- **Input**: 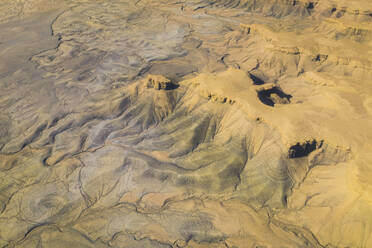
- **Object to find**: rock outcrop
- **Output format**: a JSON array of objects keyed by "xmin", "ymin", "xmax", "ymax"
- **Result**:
[{"xmin": 146, "ymin": 74, "xmax": 175, "ymax": 90}]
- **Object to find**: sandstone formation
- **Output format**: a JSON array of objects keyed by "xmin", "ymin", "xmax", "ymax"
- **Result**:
[
  {"xmin": 146, "ymin": 75, "xmax": 176, "ymax": 90},
  {"xmin": 0, "ymin": 0, "xmax": 372, "ymax": 247}
]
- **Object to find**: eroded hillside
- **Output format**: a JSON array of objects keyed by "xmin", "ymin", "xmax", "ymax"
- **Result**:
[{"xmin": 0, "ymin": 0, "xmax": 372, "ymax": 247}]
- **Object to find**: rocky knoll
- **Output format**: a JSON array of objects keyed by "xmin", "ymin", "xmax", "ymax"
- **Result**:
[{"xmin": 0, "ymin": 0, "xmax": 372, "ymax": 247}]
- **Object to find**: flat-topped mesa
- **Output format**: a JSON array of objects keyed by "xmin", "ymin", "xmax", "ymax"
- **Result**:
[
  {"xmin": 146, "ymin": 74, "xmax": 175, "ymax": 90},
  {"xmin": 239, "ymin": 23, "xmax": 251, "ymax": 34},
  {"xmin": 206, "ymin": 92, "xmax": 236, "ymax": 104},
  {"xmin": 238, "ymin": 23, "xmax": 278, "ymax": 42}
]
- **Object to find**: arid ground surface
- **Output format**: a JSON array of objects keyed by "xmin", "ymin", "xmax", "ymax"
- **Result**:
[{"xmin": 1, "ymin": 0, "xmax": 372, "ymax": 247}]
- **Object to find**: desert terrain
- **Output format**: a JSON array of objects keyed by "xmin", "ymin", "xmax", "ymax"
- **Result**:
[{"xmin": 0, "ymin": 0, "xmax": 372, "ymax": 247}]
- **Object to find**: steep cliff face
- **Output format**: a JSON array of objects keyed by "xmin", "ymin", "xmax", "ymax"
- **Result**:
[{"xmin": 0, "ymin": 0, "xmax": 372, "ymax": 247}]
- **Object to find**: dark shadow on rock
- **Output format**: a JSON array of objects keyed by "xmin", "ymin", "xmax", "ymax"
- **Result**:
[
  {"xmin": 257, "ymin": 87, "xmax": 292, "ymax": 106},
  {"xmin": 165, "ymin": 83, "xmax": 180, "ymax": 90},
  {"xmin": 288, "ymin": 140, "xmax": 323, "ymax": 158},
  {"xmin": 249, "ymin": 73, "xmax": 265, "ymax": 85}
]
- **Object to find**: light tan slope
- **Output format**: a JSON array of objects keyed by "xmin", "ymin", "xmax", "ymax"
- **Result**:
[{"xmin": 183, "ymin": 68, "xmax": 372, "ymax": 150}]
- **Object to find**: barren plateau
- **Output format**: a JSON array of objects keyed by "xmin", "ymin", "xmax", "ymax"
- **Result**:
[{"xmin": 0, "ymin": 0, "xmax": 372, "ymax": 247}]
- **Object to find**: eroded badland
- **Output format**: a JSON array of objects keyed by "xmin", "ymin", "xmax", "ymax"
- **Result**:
[{"xmin": 0, "ymin": 0, "xmax": 372, "ymax": 247}]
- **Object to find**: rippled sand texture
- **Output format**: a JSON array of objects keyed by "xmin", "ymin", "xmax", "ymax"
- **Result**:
[{"xmin": 1, "ymin": 0, "xmax": 372, "ymax": 247}]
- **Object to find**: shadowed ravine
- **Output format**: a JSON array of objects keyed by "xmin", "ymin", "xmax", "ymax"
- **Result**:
[{"xmin": 0, "ymin": 0, "xmax": 372, "ymax": 247}]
